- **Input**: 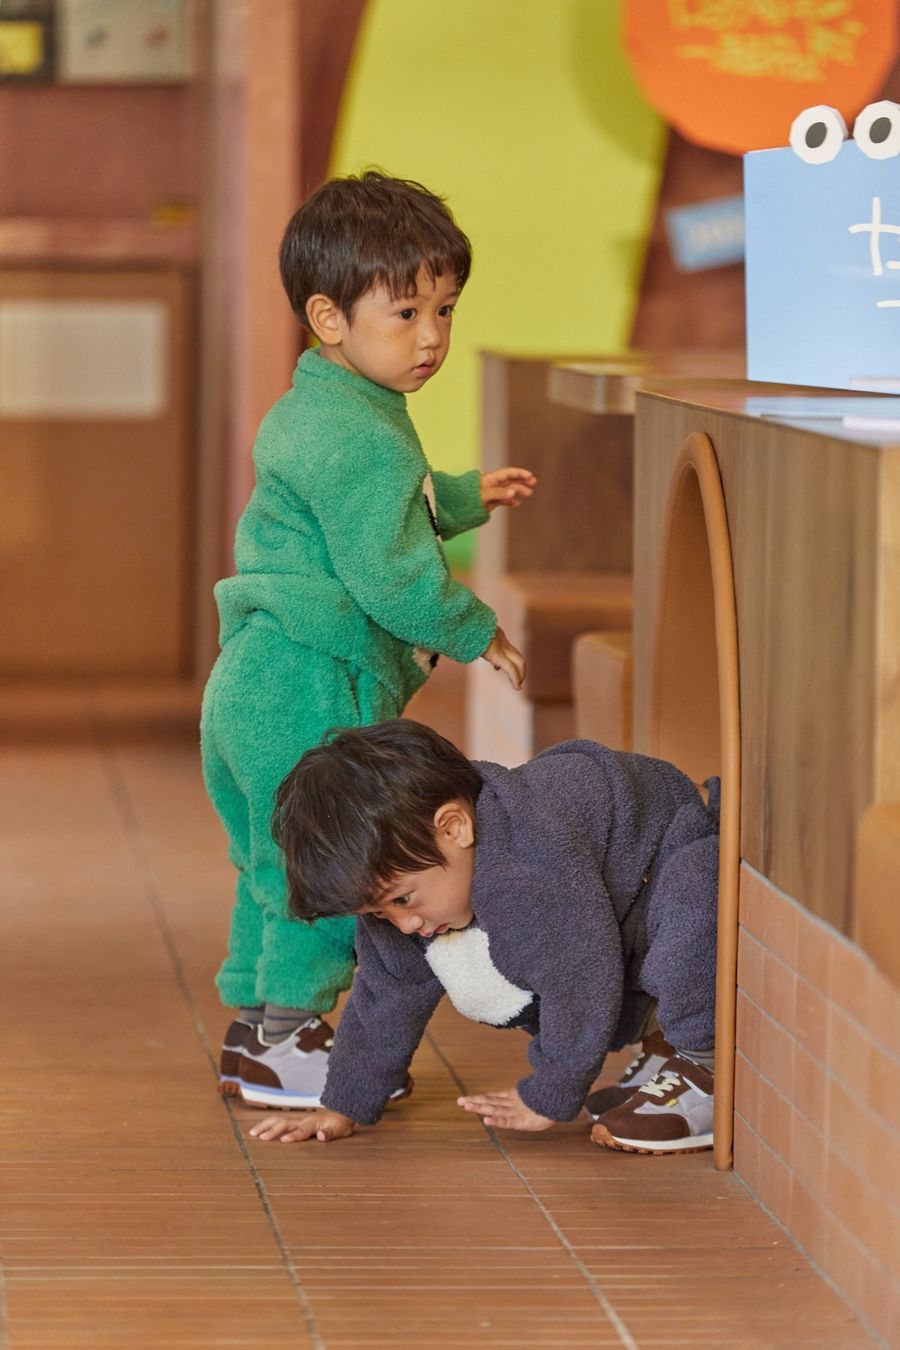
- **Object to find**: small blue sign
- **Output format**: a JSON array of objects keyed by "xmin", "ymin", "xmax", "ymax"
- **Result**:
[
  {"xmin": 745, "ymin": 140, "xmax": 900, "ymax": 389},
  {"xmin": 665, "ymin": 196, "xmax": 745, "ymax": 273}
]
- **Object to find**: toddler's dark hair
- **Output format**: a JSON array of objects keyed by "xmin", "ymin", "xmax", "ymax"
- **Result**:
[
  {"xmin": 273, "ymin": 720, "xmax": 483, "ymax": 923},
  {"xmin": 279, "ymin": 170, "xmax": 472, "ymax": 328}
]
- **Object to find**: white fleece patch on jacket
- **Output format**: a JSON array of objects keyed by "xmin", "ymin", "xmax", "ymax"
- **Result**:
[{"xmin": 424, "ymin": 926, "xmax": 532, "ymax": 1025}]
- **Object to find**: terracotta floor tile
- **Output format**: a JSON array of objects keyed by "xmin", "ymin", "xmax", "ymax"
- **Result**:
[{"xmin": 0, "ymin": 696, "xmax": 884, "ymax": 1349}]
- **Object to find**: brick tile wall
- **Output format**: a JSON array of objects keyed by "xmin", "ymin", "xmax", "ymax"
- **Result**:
[{"xmin": 734, "ymin": 865, "xmax": 900, "ymax": 1345}]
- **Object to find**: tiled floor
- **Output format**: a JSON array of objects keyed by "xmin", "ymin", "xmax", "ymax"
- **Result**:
[{"xmin": 0, "ymin": 666, "xmax": 878, "ymax": 1347}]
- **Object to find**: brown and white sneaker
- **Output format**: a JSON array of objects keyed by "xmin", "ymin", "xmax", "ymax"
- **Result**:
[
  {"xmin": 590, "ymin": 1054, "xmax": 714, "ymax": 1154},
  {"xmin": 238, "ymin": 1019, "xmax": 415, "ymax": 1111},
  {"xmin": 238, "ymin": 1018, "xmax": 336, "ymax": 1110},
  {"xmin": 218, "ymin": 1018, "xmax": 257, "ymax": 1097},
  {"xmin": 583, "ymin": 1029, "xmax": 676, "ymax": 1119}
]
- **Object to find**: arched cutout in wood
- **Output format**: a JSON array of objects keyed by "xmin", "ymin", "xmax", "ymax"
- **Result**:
[{"xmin": 650, "ymin": 432, "xmax": 741, "ymax": 1171}]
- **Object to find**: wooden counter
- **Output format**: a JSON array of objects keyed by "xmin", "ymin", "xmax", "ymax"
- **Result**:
[{"xmin": 631, "ymin": 384, "xmax": 899, "ymax": 938}]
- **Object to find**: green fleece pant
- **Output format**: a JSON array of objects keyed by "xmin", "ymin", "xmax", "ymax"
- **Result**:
[{"xmin": 200, "ymin": 617, "xmax": 401, "ymax": 1010}]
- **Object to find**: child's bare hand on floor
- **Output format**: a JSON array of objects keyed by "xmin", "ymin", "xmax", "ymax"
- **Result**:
[
  {"xmin": 482, "ymin": 626, "xmax": 526, "ymax": 690},
  {"xmin": 481, "ymin": 467, "xmax": 537, "ymax": 512},
  {"xmin": 249, "ymin": 1109, "xmax": 355, "ymax": 1143},
  {"xmin": 457, "ymin": 1087, "xmax": 554, "ymax": 1131}
]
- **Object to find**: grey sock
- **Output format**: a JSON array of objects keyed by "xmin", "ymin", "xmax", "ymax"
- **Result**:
[
  {"xmin": 263, "ymin": 1004, "xmax": 317, "ymax": 1044},
  {"xmin": 681, "ymin": 1047, "xmax": 715, "ymax": 1073},
  {"xmin": 239, "ymin": 1005, "xmax": 264, "ymax": 1026}
]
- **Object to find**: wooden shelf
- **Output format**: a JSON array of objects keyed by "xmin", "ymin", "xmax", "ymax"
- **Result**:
[
  {"xmin": 548, "ymin": 350, "xmax": 745, "ymax": 414},
  {"xmin": 0, "ymin": 215, "xmax": 198, "ymax": 266}
]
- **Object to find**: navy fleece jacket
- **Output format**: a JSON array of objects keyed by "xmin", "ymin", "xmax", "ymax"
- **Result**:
[{"xmin": 321, "ymin": 740, "xmax": 720, "ymax": 1125}]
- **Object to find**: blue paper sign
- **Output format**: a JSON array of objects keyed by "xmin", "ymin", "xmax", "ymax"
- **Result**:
[
  {"xmin": 744, "ymin": 140, "xmax": 900, "ymax": 389},
  {"xmin": 665, "ymin": 196, "xmax": 745, "ymax": 273}
]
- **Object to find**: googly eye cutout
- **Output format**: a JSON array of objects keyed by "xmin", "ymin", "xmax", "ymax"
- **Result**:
[
  {"xmin": 853, "ymin": 101, "xmax": 900, "ymax": 160},
  {"xmin": 789, "ymin": 106, "xmax": 848, "ymax": 163}
]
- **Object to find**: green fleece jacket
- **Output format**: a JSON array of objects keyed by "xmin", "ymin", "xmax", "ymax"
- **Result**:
[{"xmin": 214, "ymin": 349, "xmax": 496, "ymax": 707}]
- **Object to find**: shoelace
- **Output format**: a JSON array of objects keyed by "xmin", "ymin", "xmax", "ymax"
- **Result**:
[
  {"xmin": 299, "ymin": 1018, "xmax": 333, "ymax": 1050},
  {"xmin": 622, "ymin": 1049, "xmax": 644, "ymax": 1080},
  {"xmin": 638, "ymin": 1069, "xmax": 683, "ymax": 1099}
]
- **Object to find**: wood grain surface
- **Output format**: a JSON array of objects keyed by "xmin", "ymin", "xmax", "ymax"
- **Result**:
[
  {"xmin": 633, "ymin": 386, "xmax": 898, "ymax": 937},
  {"xmin": 0, "ymin": 266, "xmax": 196, "ymax": 677}
]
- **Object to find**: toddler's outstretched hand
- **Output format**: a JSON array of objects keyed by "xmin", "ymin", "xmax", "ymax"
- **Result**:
[
  {"xmin": 457, "ymin": 1086, "xmax": 554, "ymax": 1132},
  {"xmin": 481, "ymin": 626, "xmax": 526, "ymax": 691},
  {"xmin": 481, "ymin": 466, "xmax": 537, "ymax": 512},
  {"xmin": 249, "ymin": 1108, "xmax": 355, "ymax": 1144}
]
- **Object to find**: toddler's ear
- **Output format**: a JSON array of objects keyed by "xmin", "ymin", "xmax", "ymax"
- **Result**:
[
  {"xmin": 433, "ymin": 801, "xmax": 475, "ymax": 849},
  {"xmin": 306, "ymin": 294, "xmax": 344, "ymax": 346}
]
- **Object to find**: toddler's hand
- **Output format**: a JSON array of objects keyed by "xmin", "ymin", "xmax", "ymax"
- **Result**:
[
  {"xmin": 457, "ymin": 1087, "xmax": 554, "ymax": 1131},
  {"xmin": 481, "ymin": 626, "xmax": 525, "ymax": 691},
  {"xmin": 248, "ymin": 1109, "xmax": 355, "ymax": 1143},
  {"xmin": 481, "ymin": 466, "xmax": 537, "ymax": 512}
]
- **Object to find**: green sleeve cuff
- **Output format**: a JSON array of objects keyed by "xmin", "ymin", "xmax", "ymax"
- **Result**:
[{"xmin": 432, "ymin": 468, "xmax": 489, "ymax": 540}]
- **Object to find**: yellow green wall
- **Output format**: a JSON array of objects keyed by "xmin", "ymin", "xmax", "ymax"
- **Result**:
[{"xmin": 331, "ymin": 0, "xmax": 665, "ymax": 560}]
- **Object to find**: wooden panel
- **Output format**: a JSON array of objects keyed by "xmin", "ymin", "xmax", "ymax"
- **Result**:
[
  {"xmin": 0, "ymin": 267, "xmax": 195, "ymax": 676},
  {"xmin": 573, "ymin": 630, "xmax": 633, "ymax": 750},
  {"xmin": 465, "ymin": 656, "xmax": 574, "ymax": 765},
  {"xmin": 633, "ymin": 388, "xmax": 891, "ymax": 934},
  {"xmin": 480, "ymin": 570, "xmax": 633, "ymax": 704},
  {"xmin": 629, "ymin": 61, "xmax": 900, "ymax": 358},
  {"xmin": 298, "ymin": 0, "xmax": 367, "ymax": 195},
  {"xmin": 629, "ymin": 128, "xmax": 745, "ymax": 352},
  {"xmin": 855, "ymin": 806, "xmax": 900, "ymax": 984},
  {"xmin": 0, "ymin": 85, "xmax": 198, "ymax": 219},
  {"xmin": 478, "ymin": 353, "xmax": 633, "ymax": 582},
  {"xmin": 877, "ymin": 449, "xmax": 900, "ymax": 802}
]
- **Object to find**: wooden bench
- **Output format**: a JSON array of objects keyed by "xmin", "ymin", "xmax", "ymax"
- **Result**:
[
  {"xmin": 466, "ymin": 571, "xmax": 632, "ymax": 765},
  {"xmin": 573, "ymin": 629, "xmax": 633, "ymax": 751}
]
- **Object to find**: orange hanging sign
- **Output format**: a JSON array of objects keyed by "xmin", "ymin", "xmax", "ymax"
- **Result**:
[{"xmin": 623, "ymin": 0, "xmax": 899, "ymax": 154}]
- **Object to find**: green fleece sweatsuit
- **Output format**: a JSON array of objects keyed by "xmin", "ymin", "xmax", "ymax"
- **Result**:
[{"xmin": 201, "ymin": 349, "xmax": 497, "ymax": 1011}]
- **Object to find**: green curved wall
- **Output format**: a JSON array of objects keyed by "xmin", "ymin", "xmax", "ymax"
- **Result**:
[{"xmin": 331, "ymin": 0, "xmax": 664, "ymax": 560}]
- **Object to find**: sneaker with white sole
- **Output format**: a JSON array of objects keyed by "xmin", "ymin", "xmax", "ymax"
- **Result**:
[
  {"xmin": 583, "ymin": 1029, "xmax": 676, "ymax": 1119},
  {"xmin": 239, "ymin": 1019, "xmax": 336, "ymax": 1109},
  {"xmin": 590, "ymin": 1054, "xmax": 714, "ymax": 1154},
  {"xmin": 218, "ymin": 1018, "xmax": 257, "ymax": 1097},
  {"xmin": 238, "ymin": 1019, "xmax": 415, "ymax": 1111}
]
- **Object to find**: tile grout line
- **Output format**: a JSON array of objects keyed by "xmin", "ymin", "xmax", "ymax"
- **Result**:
[
  {"xmin": 738, "ymin": 929, "xmax": 900, "ymax": 1067},
  {"xmin": 0, "ymin": 1246, "xmax": 9, "ymax": 1350},
  {"xmin": 734, "ymin": 1107, "xmax": 900, "ymax": 1296},
  {"xmin": 424, "ymin": 1030, "xmax": 639, "ymax": 1350},
  {"xmin": 734, "ymin": 1045, "xmax": 900, "ymax": 1201},
  {"xmin": 91, "ymin": 716, "xmax": 326, "ymax": 1350}
]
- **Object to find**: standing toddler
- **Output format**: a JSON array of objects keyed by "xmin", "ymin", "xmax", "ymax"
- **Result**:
[{"xmin": 202, "ymin": 172, "xmax": 534, "ymax": 1109}]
